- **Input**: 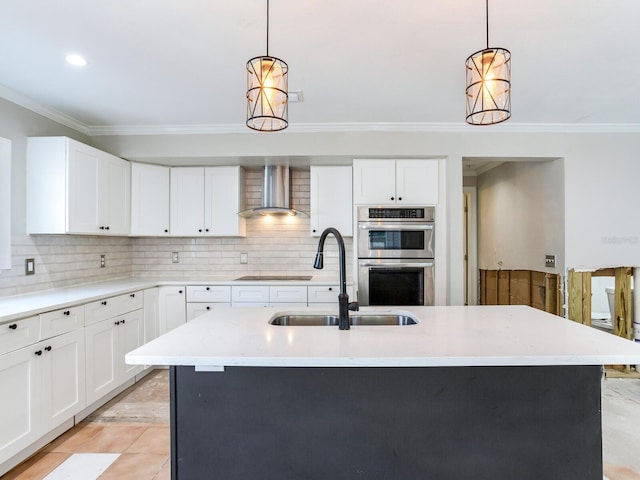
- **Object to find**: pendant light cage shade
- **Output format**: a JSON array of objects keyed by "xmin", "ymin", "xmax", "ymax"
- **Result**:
[
  {"xmin": 465, "ymin": 47, "xmax": 511, "ymax": 125},
  {"xmin": 246, "ymin": 56, "xmax": 289, "ymax": 131}
]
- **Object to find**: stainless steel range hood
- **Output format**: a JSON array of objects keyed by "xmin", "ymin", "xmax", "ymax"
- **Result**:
[{"xmin": 238, "ymin": 165, "xmax": 308, "ymax": 217}]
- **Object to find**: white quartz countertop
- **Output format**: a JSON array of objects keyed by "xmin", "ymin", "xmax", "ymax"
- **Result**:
[
  {"xmin": 125, "ymin": 305, "xmax": 640, "ymax": 367},
  {"xmin": 0, "ymin": 276, "xmax": 347, "ymax": 323}
]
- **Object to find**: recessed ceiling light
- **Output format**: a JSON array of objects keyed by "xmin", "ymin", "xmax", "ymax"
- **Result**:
[{"xmin": 65, "ymin": 54, "xmax": 88, "ymax": 67}]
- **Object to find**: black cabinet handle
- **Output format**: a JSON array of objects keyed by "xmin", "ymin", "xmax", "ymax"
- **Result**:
[
  {"xmin": 328, "ymin": 287, "xmax": 333, "ymax": 291},
  {"xmin": 164, "ymin": 229, "xmax": 168, "ymax": 233},
  {"xmin": 8, "ymin": 323, "xmax": 17, "ymax": 330},
  {"xmin": 121, "ymin": 319, "xmax": 126, "ymax": 324},
  {"xmin": 398, "ymin": 197, "xmax": 402, "ymax": 201},
  {"xmin": 390, "ymin": 197, "xmax": 395, "ymax": 201},
  {"xmin": 45, "ymin": 346, "xmax": 52, "ymax": 352},
  {"xmin": 206, "ymin": 306, "xmax": 211, "ymax": 310},
  {"xmin": 130, "ymin": 293, "xmax": 135, "ymax": 298},
  {"xmin": 179, "ymin": 290, "xmax": 183, "ymax": 294},
  {"xmin": 198, "ymin": 229, "xmax": 203, "ymax": 233},
  {"xmin": 206, "ymin": 287, "xmax": 210, "ymax": 291},
  {"xmin": 205, "ymin": 228, "xmax": 209, "ymax": 232},
  {"xmin": 99, "ymin": 226, "xmax": 105, "ymax": 230},
  {"xmin": 101, "ymin": 301, "xmax": 107, "ymax": 306},
  {"xmin": 115, "ymin": 321, "xmax": 120, "ymax": 325},
  {"xmin": 105, "ymin": 226, "xmax": 110, "ymax": 230},
  {"xmin": 63, "ymin": 310, "xmax": 70, "ymax": 316},
  {"xmin": 35, "ymin": 350, "xmax": 42, "ymax": 356}
]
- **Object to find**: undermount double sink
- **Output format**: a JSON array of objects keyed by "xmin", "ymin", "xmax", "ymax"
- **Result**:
[{"xmin": 269, "ymin": 312, "xmax": 418, "ymax": 326}]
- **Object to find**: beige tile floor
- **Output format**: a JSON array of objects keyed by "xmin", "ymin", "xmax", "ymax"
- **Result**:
[{"xmin": 3, "ymin": 369, "xmax": 640, "ymax": 479}]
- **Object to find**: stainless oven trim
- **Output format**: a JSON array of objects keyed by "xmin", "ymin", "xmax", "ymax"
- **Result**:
[
  {"xmin": 358, "ymin": 224, "xmax": 433, "ymax": 231},
  {"xmin": 357, "ymin": 206, "xmax": 435, "ymax": 222}
]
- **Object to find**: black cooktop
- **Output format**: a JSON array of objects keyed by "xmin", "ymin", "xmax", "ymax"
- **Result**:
[{"xmin": 234, "ymin": 275, "xmax": 313, "ymax": 281}]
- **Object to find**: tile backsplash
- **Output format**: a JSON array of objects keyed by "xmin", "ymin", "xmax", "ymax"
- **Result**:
[{"xmin": 0, "ymin": 168, "xmax": 352, "ymax": 298}]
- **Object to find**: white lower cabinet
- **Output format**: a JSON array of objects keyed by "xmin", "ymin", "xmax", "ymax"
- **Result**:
[
  {"xmin": 85, "ymin": 309, "xmax": 143, "ymax": 406},
  {"xmin": 158, "ymin": 286, "xmax": 186, "ymax": 334},
  {"xmin": 0, "ymin": 344, "xmax": 40, "ymax": 464},
  {"xmin": 143, "ymin": 288, "xmax": 159, "ymax": 344},
  {"xmin": 0, "ymin": 329, "xmax": 86, "ymax": 465}
]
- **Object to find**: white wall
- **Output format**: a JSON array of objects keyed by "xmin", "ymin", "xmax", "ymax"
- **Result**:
[{"xmin": 476, "ymin": 159, "xmax": 564, "ymax": 273}]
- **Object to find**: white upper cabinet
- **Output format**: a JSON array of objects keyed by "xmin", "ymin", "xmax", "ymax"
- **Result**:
[
  {"xmin": 310, "ymin": 166, "xmax": 353, "ymax": 236},
  {"xmin": 352, "ymin": 159, "xmax": 439, "ymax": 205},
  {"xmin": 205, "ymin": 166, "xmax": 246, "ymax": 236},
  {"xmin": 170, "ymin": 166, "xmax": 246, "ymax": 236},
  {"xmin": 130, "ymin": 163, "xmax": 170, "ymax": 236},
  {"xmin": 27, "ymin": 137, "xmax": 130, "ymax": 235}
]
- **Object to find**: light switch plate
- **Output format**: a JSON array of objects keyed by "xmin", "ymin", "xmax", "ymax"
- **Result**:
[
  {"xmin": 25, "ymin": 258, "xmax": 35, "ymax": 275},
  {"xmin": 100, "ymin": 254, "xmax": 106, "ymax": 268},
  {"xmin": 172, "ymin": 252, "xmax": 180, "ymax": 263},
  {"xmin": 240, "ymin": 253, "xmax": 248, "ymax": 264}
]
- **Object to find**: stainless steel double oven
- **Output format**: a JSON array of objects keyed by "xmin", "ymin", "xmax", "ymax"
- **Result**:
[{"xmin": 357, "ymin": 206, "xmax": 435, "ymax": 306}]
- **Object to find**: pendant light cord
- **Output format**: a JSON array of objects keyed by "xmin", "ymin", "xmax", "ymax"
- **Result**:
[
  {"xmin": 266, "ymin": 0, "xmax": 270, "ymax": 57},
  {"xmin": 485, "ymin": 0, "xmax": 489, "ymax": 49}
]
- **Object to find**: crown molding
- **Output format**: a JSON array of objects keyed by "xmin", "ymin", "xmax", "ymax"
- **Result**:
[
  {"xmin": 87, "ymin": 121, "xmax": 640, "ymax": 136},
  {"xmin": 0, "ymin": 85, "xmax": 91, "ymax": 135},
  {"xmin": 2, "ymin": 85, "xmax": 640, "ymax": 136}
]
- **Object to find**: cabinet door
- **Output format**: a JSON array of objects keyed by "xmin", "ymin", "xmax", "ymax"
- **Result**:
[
  {"xmin": 310, "ymin": 166, "xmax": 353, "ymax": 236},
  {"xmin": 118, "ymin": 309, "xmax": 144, "ymax": 381},
  {"xmin": 85, "ymin": 319, "xmax": 118, "ymax": 405},
  {"xmin": 352, "ymin": 160, "xmax": 396, "ymax": 204},
  {"xmin": 41, "ymin": 330, "xmax": 86, "ymax": 431},
  {"xmin": 67, "ymin": 140, "xmax": 101, "ymax": 233},
  {"xmin": 131, "ymin": 163, "xmax": 170, "ymax": 236},
  {"xmin": 40, "ymin": 306, "xmax": 84, "ymax": 339},
  {"xmin": 102, "ymin": 153, "xmax": 131, "ymax": 235},
  {"xmin": 170, "ymin": 167, "xmax": 205, "ymax": 236},
  {"xmin": 395, "ymin": 159, "xmax": 439, "ymax": 205},
  {"xmin": 0, "ymin": 346, "xmax": 40, "ymax": 462},
  {"xmin": 204, "ymin": 166, "xmax": 246, "ymax": 236},
  {"xmin": 143, "ymin": 288, "xmax": 160, "ymax": 343},
  {"xmin": 158, "ymin": 286, "xmax": 186, "ymax": 335}
]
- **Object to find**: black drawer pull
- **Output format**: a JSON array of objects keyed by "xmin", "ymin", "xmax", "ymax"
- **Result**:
[
  {"xmin": 206, "ymin": 287, "xmax": 210, "ymax": 291},
  {"xmin": 8, "ymin": 323, "xmax": 17, "ymax": 330},
  {"xmin": 206, "ymin": 306, "xmax": 211, "ymax": 310},
  {"xmin": 45, "ymin": 346, "xmax": 52, "ymax": 352},
  {"xmin": 179, "ymin": 290, "xmax": 183, "ymax": 294},
  {"xmin": 328, "ymin": 287, "xmax": 333, "ymax": 291},
  {"xmin": 63, "ymin": 310, "xmax": 71, "ymax": 316},
  {"xmin": 34, "ymin": 350, "xmax": 42, "ymax": 356},
  {"xmin": 130, "ymin": 293, "xmax": 135, "ymax": 298},
  {"xmin": 115, "ymin": 321, "xmax": 121, "ymax": 325},
  {"xmin": 101, "ymin": 301, "xmax": 108, "ymax": 306},
  {"xmin": 121, "ymin": 319, "xmax": 126, "ymax": 324}
]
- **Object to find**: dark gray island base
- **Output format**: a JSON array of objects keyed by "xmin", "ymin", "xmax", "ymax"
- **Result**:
[{"xmin": 169, "ymin": 365, "xmax": 602, "ymax": 480}]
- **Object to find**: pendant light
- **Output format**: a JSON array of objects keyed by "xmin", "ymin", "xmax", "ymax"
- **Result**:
[
  {"xmin": 246, "ymin": 0, "xmax": 288, "ymax": 131},
  {"xmin": 465, "ymin": 0, "xmax": 511, "ymax": 125}
]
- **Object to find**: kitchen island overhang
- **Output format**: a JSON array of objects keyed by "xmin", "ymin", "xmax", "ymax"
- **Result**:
[{"xmin": 127, "ymin": 306, "xmax": 640, "ymax": 480}]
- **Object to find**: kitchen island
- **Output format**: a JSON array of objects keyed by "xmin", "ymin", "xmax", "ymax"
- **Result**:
[{"xmin": 126, "ymin": 306, "xmax": 640, "ymax": 480}]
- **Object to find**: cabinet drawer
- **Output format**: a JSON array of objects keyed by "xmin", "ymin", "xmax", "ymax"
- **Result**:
[
  {"xmin": 308, "ymin": 285, "xmax": 353, "ymax": 303},
  {"xmin": 85, "ymin": 290, "xmax": 144, "ymax": 326},
  {"xmin": 0, "ymin": 316, "xmax": 40, "ymax": 355},
  {"xmin": 308, "ymin": 285, "xmax": 340, "ymax": 303},
  {"xmin": 269, "ymin": 286, "xmax": 307, "ymax": 304},
  {"xmin": 187, "ymin": 285, "xmax": 231, "ymax": 303},
  {"xmin": 231, "ymin": 286, "xmax": 269, "ymax": 303},
  {"xmin": 186, "ymin": 302, "xmax": 231, "ymax": 321},
  {"xmin": 40, "ymin": 305, "xmax": 85, "ymax": 339}
]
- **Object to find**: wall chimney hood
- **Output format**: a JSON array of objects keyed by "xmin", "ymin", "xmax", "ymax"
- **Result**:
[{"xmin": 238, "ymin": 165, "xmax": 308, "ymax": 217}]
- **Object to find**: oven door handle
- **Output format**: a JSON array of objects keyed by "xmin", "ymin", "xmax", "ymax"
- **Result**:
[
  {"xmin": 359, "ymin": 224, "xmax": 433, "ymax": 231},
  {"xmin": 358, "ymin": 261, "xmax": 434, "ymax": 268}
]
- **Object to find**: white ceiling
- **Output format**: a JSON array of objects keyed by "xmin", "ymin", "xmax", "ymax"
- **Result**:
[{"xmin": 1, "ymin": 0, "xmax": 640, "ymax": 135}]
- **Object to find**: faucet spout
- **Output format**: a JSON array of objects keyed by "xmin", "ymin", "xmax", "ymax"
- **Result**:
[{"xmin": 313, "ymin": 228, "xmax": 357, "ymax": 330}]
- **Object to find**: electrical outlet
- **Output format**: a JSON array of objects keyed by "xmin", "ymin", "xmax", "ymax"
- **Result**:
[
  {"xmin": 25, "ymin": 258, "xmax": 35, "ymax": 275},
  {"xmin": 545, "ymin": 255, "xmax": 556, "ymax": 268},
  {"xmin": 172, "ymin": 252, "xmax": 180, "ymax": 263},
  {"xmin": 100, "ymin": 254, "xmax": 106, "ymax": 268},
  {"xmin": 240, "ymin": 253, "xmax": 248, "ymax": 264}
]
